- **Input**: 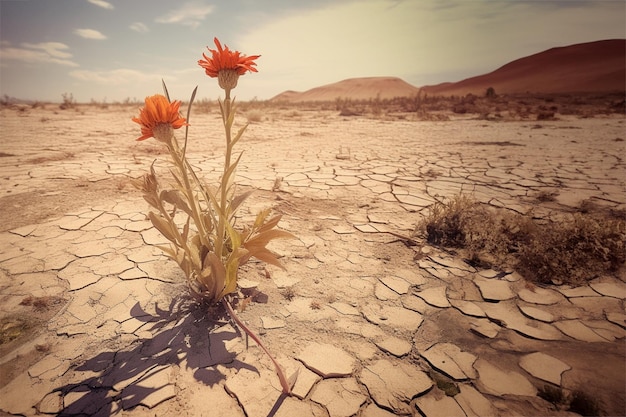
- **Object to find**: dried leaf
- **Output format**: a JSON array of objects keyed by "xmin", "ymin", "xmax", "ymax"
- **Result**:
[
  {"xmin": 148, "ymin": 212, "xmax": 178, "ymax": 243},
  {"xmin": 155, "ymin": 244, "xmax": 176, "ymax": 259},
  {"xmin": 160, "ymin": 190, "xmax": 192, "ymax": 216},
  {"xmin": 253, "ymin": 208, "xmax": 271, "ymax": 229},
  {"xmin": 257, "ymin": 214, "xmax": 282, "ymax": 234},
  {"xmin": 143, "ymin": 195, "xmax": 160, "ymax": 209},
  {"xmin": 182, "ymin": 217, "xmax": 190, "ymax": 242},
  {"xmin": 189, "ymin": 234, "xmax": 203, "ymax": 270},
  {"xmin": 247, "ymin": 247, "xmax": 285, "ymax": 270},
  {"xmin": 205, "ymin": 252, "xmax": 226, "ymax": 297},
  {"xmin": 218, "ymin": 259, "xmax": 240, "ymax": 299},
  {"xmin": 230, "ymin": 190, "xmax": 254, "ymax": 215},
  {"xmin": 245, "ymin": 230, "xmax": 296, "ymax": 249},
  {"xmin": 231, "ymin": 124, "xmax": 248, "ymax": 147}
]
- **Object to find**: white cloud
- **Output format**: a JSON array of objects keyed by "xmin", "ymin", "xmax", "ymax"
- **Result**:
[
  {"xmin": 21, "ymin": 42, "xmax": 73, "ymax": 59},
  {"xmin": 69, "ymin": 68, "xmax": 164, "ymax": 85},
  {"xmin": 0, "ymin": 42, "xmax": 78, "ymax": 67},
  {"xmin": 74, "ymin": 28, "xmax": 107, "ymax": 40},
  {"xmin": 156, "ymin": 2, "xmax": 214, "ymax": 29},
  {"xmin": 87, "ymin": 0, "xmax": 114, "ymax": 10},
  {"xmin": 130, "ymin": 22, "xmax": 149, "ymax": 33}
]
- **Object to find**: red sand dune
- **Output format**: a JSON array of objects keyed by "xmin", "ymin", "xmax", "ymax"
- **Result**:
[
  {"xmin": 271, "ymin": 77, "xmax": 420, "ymax": 102},
  {"xmin": 422, "ymin": 39, "xmax": 625, "ymax": 96},
  {"xmin": 271, "ymin": 39, "xmax": 625, "ymax": 102}
]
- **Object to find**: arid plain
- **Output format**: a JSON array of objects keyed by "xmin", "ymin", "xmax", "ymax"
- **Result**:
[{"xmin": 0, "ymin": 97, "xmax": 625, "ymax": 417}]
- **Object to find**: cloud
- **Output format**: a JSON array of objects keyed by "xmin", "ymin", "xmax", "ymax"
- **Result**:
[
  {"xmin": 87, "ymin": 0, "xmax": 114, "ymax": 10},
  {"xmin": 69, "ymin": 68, "xmax": 164, "ymax": 85},
  {"xmin": 74, "ymin": 28, "xmax": 107, "ymax": 40},
  {"xmin": 130, "ymin": 22, "xmax": 149, "ymax": 33},
  {"xmin": 0, "ymin": 42, "xmax": 78, "ymax": 67},
  {"xmin": 155, "ymin": 2, "xmax": 214, "ymax": 29}
]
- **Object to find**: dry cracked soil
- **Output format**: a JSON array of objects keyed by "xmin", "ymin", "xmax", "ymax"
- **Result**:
[{"xmin": 0, "ymin": 102, "xmax": 625, "ymax": 417}]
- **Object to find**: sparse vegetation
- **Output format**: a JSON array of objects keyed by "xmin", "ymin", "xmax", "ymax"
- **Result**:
[
  {"xmin": 539, "ymin": 385, "xmax": 606, "ymax": 416},
  {"xmin": 245, "ymin": 109, "xmax": 264, "ymax": 123},
  {"xmin": 568, "ymin": 389, "xmax": 605, "ymax": 416},
  {"xmin": 59, "ymin": 92, "xmax": 76, "ymax": 110},
  {"xmin": 0, "ymin": 316, "xmax": 33, "ymax": 345},
  {"xmin": 416, "ymin": 194, "xmax": 626, "ymax": 285}
]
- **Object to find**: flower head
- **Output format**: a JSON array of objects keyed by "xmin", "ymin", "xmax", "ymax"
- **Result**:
[
  {"xmin": 132, "ymin": 95, "xmax": 187, "ymax": 142},
  {"xmin": 198, "ymin": 37, "xmax": 260, "ymax": 92}
]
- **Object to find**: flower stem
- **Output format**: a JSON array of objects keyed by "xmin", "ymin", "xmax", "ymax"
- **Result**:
[
  {"xmin": 216, "ymin": 97, "xmax": 233, "ymax": 260},
  {"xmin": 222, "ymin": 298, "xmax": 292, "ymax": 394},
  {"xmin": 169, "ymin": 137, "xmax": 210, "ymax": 249}
]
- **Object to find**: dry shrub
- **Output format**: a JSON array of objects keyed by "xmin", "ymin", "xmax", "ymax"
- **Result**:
[
  {"xmin": 517, "ymin": 213, "xmax": 625, "ymax": 285},
  {"xmin": 417, "ymin": 194, "xmax": 625, "ymax": 285},
  {"xmin": 245, "ymin": 110, "xmax": 263, "ymax": 123}
]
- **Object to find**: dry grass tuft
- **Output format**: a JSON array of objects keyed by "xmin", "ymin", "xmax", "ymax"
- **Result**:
[{"xmin": 416, "ymin": 194, "xmax": 625, "ymax": 285}]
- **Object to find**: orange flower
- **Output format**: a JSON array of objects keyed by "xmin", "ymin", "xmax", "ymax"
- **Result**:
[
  {"xmin": 132, "ymin": 95, "xmax": 187, "ymax": 142},
  {"xmin": 198, "ymin": 38, "xmax": 259, "ymax": 91}
]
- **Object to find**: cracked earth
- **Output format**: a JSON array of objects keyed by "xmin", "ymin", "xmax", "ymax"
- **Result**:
[{"xmin": 0, "ymin": 105, "xmax": 625, "ymax": 417}]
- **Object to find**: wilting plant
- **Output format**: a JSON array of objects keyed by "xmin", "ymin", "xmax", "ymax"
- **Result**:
[{"xmin": 131, "ymin": 38, "xmax": 295, "ymax": 393}]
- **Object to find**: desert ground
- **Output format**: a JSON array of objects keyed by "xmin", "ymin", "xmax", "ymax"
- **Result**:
[{"xmin": 0, "ymin": 96, "xmax": 625, "ymax": 417}]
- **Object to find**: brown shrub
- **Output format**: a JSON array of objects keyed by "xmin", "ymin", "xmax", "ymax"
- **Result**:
[{"xmin": 417, "ymin": 195, "xmax": 626, "ymax": 285}]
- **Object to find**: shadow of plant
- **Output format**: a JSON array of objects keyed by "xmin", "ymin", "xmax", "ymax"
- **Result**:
[{"xmin": 54, "ymin": 297, "xmax": 256, "ymax": 416}]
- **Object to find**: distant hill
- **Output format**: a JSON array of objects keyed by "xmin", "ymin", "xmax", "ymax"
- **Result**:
[
  {"xmin": 271, "ymin": 77, "xmax": 420, "ymax": 102},
  {"xmin": 422, "ymin": 39, "xmax": 625, "ymax": 96}
]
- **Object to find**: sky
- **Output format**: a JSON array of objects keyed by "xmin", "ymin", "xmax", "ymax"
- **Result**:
[{"xmin": 0, "ymin": 0, "xmax": 624, "ymax": 103}]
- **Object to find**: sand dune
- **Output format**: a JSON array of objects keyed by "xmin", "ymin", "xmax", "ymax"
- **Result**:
[
  {"xmin": 272, "ymin": 39, "xmax": 625, "ymax": 102},
  {"xmin": 271, "ymin": 77, "xmax": 420, "ymax": 102},
  {"xmin": 423, "ymin": 39, "xmax": 625, "ymax": 96}
]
